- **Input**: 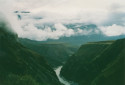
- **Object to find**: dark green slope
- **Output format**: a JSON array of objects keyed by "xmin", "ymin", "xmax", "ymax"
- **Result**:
[
  {"xmin": 19, "ymin": 38, "xmax": 78, "ymax": 68},
  {"xmin": 90, "ymin": 39, "xmax": 125, "ymax": 85},
  {"xmin": 60, "ymin": 39, "xmax": 124, "ymax": 85},
  {"xmin": 0, "ymin": 22, "xmax": 61, "ymax": 85}
]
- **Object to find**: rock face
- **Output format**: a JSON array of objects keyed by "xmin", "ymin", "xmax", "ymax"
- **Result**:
[
  {"xmin": 60, "ymin": 39, "xmax": 125, "ymax": 85},
  {"xmin": 0, "ymin": 22, "xmax": 62, "ymax": 85}
]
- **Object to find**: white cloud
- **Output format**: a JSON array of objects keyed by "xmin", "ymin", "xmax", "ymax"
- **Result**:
[
  {"xmin": 0, "ymin": 0, "xmax": 125, "ymax": 41},
  {"xmin": 100, "ymin": 24, "xmax": 125, "ymax": 36},
  {"xmin": 17, "ymin": 22, "xmax": 95, "ymax": 41}
]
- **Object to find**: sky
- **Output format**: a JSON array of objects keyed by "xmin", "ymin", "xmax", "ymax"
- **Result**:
[{"xmin": 0, "ymin": 0, "xmax": 125, "ymax": 41}]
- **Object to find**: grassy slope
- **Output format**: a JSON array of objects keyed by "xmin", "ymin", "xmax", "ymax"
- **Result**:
[
  {"xmin": 90, "ymin": 39, "xmax": 125, "ymax": 85},
  {"xmin": 0, "ymin": 25, "xmax": 62, "ymax": 85},
  {"xmin": 19, "ymin": 38, "xmax": 78, "ymax": 68},
  {"xmin": 61, "ymin": 39, "xmax": 124, "ymax": 85}
]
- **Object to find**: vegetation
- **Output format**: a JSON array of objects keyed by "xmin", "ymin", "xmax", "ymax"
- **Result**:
[
  {"xmin": 0, "ymin": 23, "xmax": 62, "ymax": 85},
  {"xmin": 19, "ymin": 38, "xmax": 78, "ymax": 68},
  {"xmin": 61, "ymin": 39, "xmax": 124, "ymax": 85}
]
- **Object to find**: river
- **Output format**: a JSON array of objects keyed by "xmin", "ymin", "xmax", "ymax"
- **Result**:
[{"xmin": 55, "ymin": 66, "xmax": 71, "ymax": 85}]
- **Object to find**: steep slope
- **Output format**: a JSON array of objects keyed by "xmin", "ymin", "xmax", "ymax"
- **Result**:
[
  {"xmin": 60, "ymin": 39, "xmax": 124, "ymax": 85},
  {"xmin": 0, "ymin": 22, "xmax": 62, "ymax": 85},
  {"xmin": 19, "ymin": 38, "xmax": 78, "ymax": 68}
]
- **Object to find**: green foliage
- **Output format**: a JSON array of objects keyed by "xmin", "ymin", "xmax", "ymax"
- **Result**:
[
  {"xmin": 5, "ymin": 74, "xmax": 40, "ymax": 85},
  {"xmin": 0, "ymin": 25, "xmax": 62, "ymax": 85},
  {"xmin": 19, "ymin": 38, "xmax": 78, "ymax": 68},
  {"xmin": 61, "ymin": 39, "xmax": 125, "ymax": 85}
]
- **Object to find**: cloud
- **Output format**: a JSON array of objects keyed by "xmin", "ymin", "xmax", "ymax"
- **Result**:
[
  {"xmin": 100, "ymin": 24, "xmax": 125, "ymax": 36},
  {"xmin": 0, "ymin": 0, "xmax": 125, "ymax": 41},
  {"xmin": 0, "ymin": 14, "xmax": 14, "ymax": 33},
  {"xmin": 18, "ymin": 23, "xmax": 95, "ymax": 41},
  {"xmin": 101, "ymin": 4, "xmax": 125, "ymax": 25}
]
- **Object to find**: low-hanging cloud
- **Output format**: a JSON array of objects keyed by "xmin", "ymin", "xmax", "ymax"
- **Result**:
[
  {"xmin": 100, "ymin": 24, "xmax": 125, "ymax": 36},
  {"xmin": 0, "ymin": 0, "xmax": 125, "ymax": 41},
  {"xmin": 0, "ymin": 14, "xmax": 15, "ymax": 34},
  {"xmin": 19, "ymin": 23, "xmax": 95, "ymax": 41}
]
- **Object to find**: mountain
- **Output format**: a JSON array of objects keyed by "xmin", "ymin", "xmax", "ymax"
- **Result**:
[
  {"xmin": 19, "ymin": 38, "xmax": 78, "ymax": 68},
  {"xmin": 0, "ymin": 22, "xmax": 62, "ymax": 85},
  {"xmin": 43, "ymin": 23, "xmax": 125, "ymax": 45},
  {"xmin": 60, "ymin": 39, "xmax": 125, "ymax": 85},
  {"xmin": 33, "ymin": 23, "xmax": 125, "ymax": 45}
]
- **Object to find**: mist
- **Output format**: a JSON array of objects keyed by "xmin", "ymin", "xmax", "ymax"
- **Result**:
[
  {"xmin": 0, "ymin": 0, "xmax": 125, "ymax": 41},
  {"xmin": 0, "ymin": 14, "xmax": 16, "ymax": 34}
]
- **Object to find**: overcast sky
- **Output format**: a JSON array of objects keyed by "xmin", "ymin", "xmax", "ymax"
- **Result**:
[{"xmin": 0, "ymin": 0, "xmax": 125, "ymax": 40}]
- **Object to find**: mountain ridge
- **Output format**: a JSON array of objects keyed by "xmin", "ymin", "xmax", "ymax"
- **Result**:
[
  {"xmin": 19, "ymin": 38, "xmax": 78, "ymax": 68},
  {"xmin": 0, "ymin": 21, "xmax": 62, "ymax": 85},
  {"xmin": 60, "ymin": 38, "xmax": 125, "ymax": 85}
]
